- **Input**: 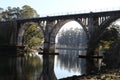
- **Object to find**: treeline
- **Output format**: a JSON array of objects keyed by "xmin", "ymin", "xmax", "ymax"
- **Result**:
[
  {"xmin": 57, "ymin": 28, "xmax": 87, "ymax": 48},
  {"xmin": 102, "ymin": 24, "xmax": 120, "ymax": 68},
  {"xmin": 0, "ymin": 5, "xmax": 39, "ymax": 21}
]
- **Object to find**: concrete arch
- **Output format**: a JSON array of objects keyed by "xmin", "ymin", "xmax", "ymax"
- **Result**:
[
  {"xmin": 50, "ymin": 19, "xmax": 89, "ymax": 41},
  {"xmin": 99, "ymin": 16, "xmax": 120, "ymax": 34}
]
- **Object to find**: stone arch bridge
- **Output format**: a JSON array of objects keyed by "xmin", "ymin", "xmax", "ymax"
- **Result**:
[{"xmin": 0, "ymin": 10, "xmax": 120, "ymax": 55}]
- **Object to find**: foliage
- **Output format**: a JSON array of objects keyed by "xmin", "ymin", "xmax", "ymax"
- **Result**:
[
  {"xmin": 0, "ymin": 5, "xmax": 39, "ymax": 21},
  {"xmin": 97, "ymin": 24, "xmax": 119, "ymax": 51},
  {"xmin": 0, "ymin": 7, "xmax": 3, "ymax": 21},
  {"xmin": 57, "ymin": 27, "xmax": 87, "ymax": 48},
  {"xmin": 24, "ymin": 22, "xmax": 44, "ymax": 50},
  {"xmin": 104, "ymin": 26, "xmax": 120, "ymax": 68},
  {"xmin": 20, "ymin": 5, "xmax": 39, "ymax": 19},
  {"xmin": 96, "ymin": 23, "xmax": 120, "ymax": 69}
]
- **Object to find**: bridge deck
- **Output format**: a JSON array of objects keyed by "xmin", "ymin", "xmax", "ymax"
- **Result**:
[{"xmin": 17, "ymin": 10, "xmax": 120, "ymax": 23}]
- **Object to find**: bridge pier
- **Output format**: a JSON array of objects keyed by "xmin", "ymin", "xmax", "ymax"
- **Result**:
[
  {"xmin": 39, "ymin": 42, "xmax": 57, "ymax": 80},
  {"xmin": 39, "ymin": 39, "xmax": 59, "ymax": 79},
  {"xmin": 86, "ymin": 57, "xmax": 98, "ymax": 74},
  {"xmin": 85, "ymin": 16, "xmax": 100, "ymax": 74},
  {"xmin": 39, "ymin": 21, "xmax": 57, "ymax": 80},
  {"xmin": 39, "ymin": 54, "xmax": 57, "ymax": 80}
]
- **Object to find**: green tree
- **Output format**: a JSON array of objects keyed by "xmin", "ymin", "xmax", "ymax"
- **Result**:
[
  {"xmin": 97, "ymin": 24, "xmax": 119, "ymax": 51},
  {"xmin": 101, "ymin": 24, "xmax": 120, "ymax": 68},
  {"xmin": 1, "ymin": 6, "xmax": 20, "ymax": 21},
  {"xmin": 24, "ymin": 22, "xmax": 44, "ymax": 51},
  {"xmin": 1, "ymin": 5, "xmax": 39, "ymax": 21},
  {"xmin": 57, "ymin": 27, "xmax": 87, "ymax": 48},
  {"xmin": 0, "ymin": 7, "xmax": 4, "ymax": 21},
  {"xmin": 20, "ymin": 5, "xmax": 39, "ymax": 19}
]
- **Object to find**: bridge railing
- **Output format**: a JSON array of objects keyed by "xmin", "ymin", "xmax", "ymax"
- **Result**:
[{"xmin": 40, "ymin": 7, "xmax": 120, "ymax": 17}]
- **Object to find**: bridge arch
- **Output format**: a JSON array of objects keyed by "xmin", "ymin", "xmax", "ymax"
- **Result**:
[
  {"xmin": 99, "ymin": 16, "xmax": 120, "ymax": 30},
  {"xmin": 50, "ymin": 19, "xmax": 89, "ymax": 42},
  {"xmin": 17, "ymin": 21, "xmax": 44, "ymax": 46},
  {"xmin": 99, "ymin": 16, "xmax": 120, "ymax": 33},
  {"xmin": 87, "ymin": 16, "xmax": 120, "ymax": 55}
]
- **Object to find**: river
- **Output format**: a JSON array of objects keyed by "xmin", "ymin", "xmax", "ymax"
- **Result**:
[{"xmin": 0, "ymin": 48, "xmax": 86, "ymax": 80}]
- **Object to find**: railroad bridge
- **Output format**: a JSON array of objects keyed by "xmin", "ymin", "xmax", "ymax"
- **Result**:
[
  {"xmin": 0, "ymin": 10, "xmax": 120, "ymax": 79},
  {"xmin": 0, "ymin": 10, "xmax": 120, "ymax": 54}
]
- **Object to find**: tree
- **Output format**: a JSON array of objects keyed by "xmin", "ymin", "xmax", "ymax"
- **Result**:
[
  {"xmin": 0, "ymin": 7, "xmax": 4, "ymax": 21},
  {"xmin": 57, "ymin": 27, "xmax": 87, "ymax": 48},
  {"xmin": 20, "ymin": 5, "xmax": 39, "ymax": 19},
  {"xmin": 97, "ymin": 24, "xmax": 119, "ymax": 51},
  {"xmin": 1, "ymin": 6, "xmax": 20, "ymax": 21},
  {"xmin": 0, "ymin": 5, "xmax": 39, "ymax": 21},
  {"xmin": 23, "ymin": 22, "xmax": 44, "ymax": 51},
  {"xmin": 101, "ymin": 24, "xmax": 120, "ymax": 68}
]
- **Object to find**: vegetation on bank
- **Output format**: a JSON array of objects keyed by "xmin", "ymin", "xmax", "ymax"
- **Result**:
[
  {"xmin": 94, "ymin": 23, "xmax": 120, "ymax": 69},
  {"xmin": 60, "ymin": 68, "xmax": 120, "ymax": 80},
  {"xmin": 23, "ymin": 22, "xmax": 44, "ymax": 53}
]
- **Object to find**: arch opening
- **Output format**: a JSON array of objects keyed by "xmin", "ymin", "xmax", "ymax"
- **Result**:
[
  {"xmin": 17, "ymin": 22, "xmax": 44, "ymax": 53},
  {"xmin": 54, "ymin": 20, "xmax": 88, "ymax": 79},
  {"xmin": 55, "ymin": 21, "xmax": 87, "ymax": 49}
]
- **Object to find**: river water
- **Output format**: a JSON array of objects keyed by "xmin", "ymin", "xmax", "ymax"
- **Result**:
[
  {"xmin": 55, "ymin": 49, "xmax": 86, "ymax": 79},
  {"xmin": 0, "ymin": 49, "xmax": 86, "ymax": 80}
]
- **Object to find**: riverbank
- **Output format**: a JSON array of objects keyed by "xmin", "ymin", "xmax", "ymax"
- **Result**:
[{"xmin": 59, "ymin": 68, "xmax": 120, "ymax": 80}]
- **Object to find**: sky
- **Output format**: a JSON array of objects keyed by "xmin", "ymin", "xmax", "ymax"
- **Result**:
[{"xmin": 1, "ymin": 0, "xmax": 120, "ymax": 17}]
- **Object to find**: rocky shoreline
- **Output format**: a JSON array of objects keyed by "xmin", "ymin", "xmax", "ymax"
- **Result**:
[{"xmin": 59, "ymin": 68, "xmax": 120, "ymax": 80}]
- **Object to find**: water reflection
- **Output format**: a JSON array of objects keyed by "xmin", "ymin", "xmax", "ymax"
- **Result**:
[
  {"xmin": 40, "ymin": 55, "xmax": 57, "ymax": 80},
  {"xmin": 0, "ymin": 54, "xmax": 42, "ymax": 80},
  {"xmin": 55, "ymin": 49, "xmax": 86, "ymax": 79},
  {"xmin": 0, "ymin": 49, "xmax": 87, "ymax": 80}
]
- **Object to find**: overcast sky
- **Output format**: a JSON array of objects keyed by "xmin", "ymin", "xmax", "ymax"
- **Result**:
[{"xmin": 1, "ymin": 0, "xmax": 120, "ymax": 16}]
